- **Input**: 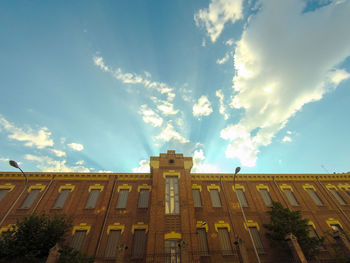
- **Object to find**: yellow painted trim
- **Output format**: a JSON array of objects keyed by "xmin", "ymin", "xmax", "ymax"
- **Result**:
[
  {"xmin": 338, "ymin": 183, "xmax": 350, "ymax": 190},
  {"xmin": 118, "ymin": 174, "xmax": 151, "ymax": 180},
  {"xmin": 88, "ymin": 184, "xmax": 104, "ymax": 192},
  {"xmin": 58, "ymin": 184, "xmax": 75, "ymax": 192},
  {"xmin": 303, "ymin": 184, "xmax": 316, "ymax": 191},
  {"xmin": 256, "ymin": 184, "xmax": 269, "ymax": 192},
  {"xmin": 107, "ymin": 222, "xmax": 125, "ymax": 235},
  {"xmin": 214, "ymin": 221, "xmax": 230, "ymax": 232},
  {"xmin": 163, "ymin": 171, "xmax": 181, "ymax": 179},
  {"xmin": 192, "ymin": 184, "xmax": 202, "ymax": 192},
  {"xmin": 280, "ymin": 184, "xmax": 294, "ymax": 191},
  {"xmin": 308, "ymin": 220, "xmax": 316, "ymax": 230},
  {"xmin": 132, "ymin": 222, "xmax": 148, "ymax": 234},
  {"xmin": 243, "ymin": 220, "xmax": 260, "ymax": 231},
  {"xmin": 196, "ymin": 221, "xmax": 208, "ymax": 232},
  {"xmin": 164, "ymin": 231, "xmax": 182, "ymax": 240},
  {"xmin": 150, "ymin": 160, "xmax": 159, "ymax": 169},
  {"xmin": 232, "ymin": 184, "xmax": 245, "ymax": 192},
  {"xmin": 184, "ymin": 160, "xmax": 193, "ymax": 170},
  {"xmin": 137, "ymin": 184, "xmax": 151, "ymax": 192},
  {"xmin": 207, "ymin": 184, "xmax": 220, "ymax": 192},
  {"xmin": 325, "ymin": 184, "xmax": 337, "ymax": 190},
  {"xmin": 28, "ymin": 184, "xmax": 46, "ymax": 192},
  {"xmin": 72, "ymin": 223, "xmax": 91, "ymax": 235},
  {"xmin": 117, "ymin": 184, "xmax": 132, "ymax": 192},
  {"xmin": 326, "ymin": 218, "xmax": 343, "ymax": 229},
  {"xmin": 0, "ymin": 224, "xmax": 16, "ymax": 234},
  {"xmin": 0, "ymin": 183, "xmax": 15, "ymax": 192}
]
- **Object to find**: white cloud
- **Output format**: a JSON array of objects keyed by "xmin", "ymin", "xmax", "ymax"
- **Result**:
[
  {"xmin": 76, "ymin": 160, "xmax": 84, "ymax": 165},
  {"xmin": 192, "ymin": 149, "xmax": 220, "ymax": 173},
  {"xmin": 157, "ymin": 101, "xmax": 179, "ymax": 115},
  {"xmin": 50, "ymin": 149, "xmax": 66, "ymax": 157},
  {"xmin": 225, "ymin": 38, "xmax": 235, "ymax": 46},
  {"xmin": 282, "ymin": 136, "xmax": 292, "ymax": 142},
  {"xmin": 68, "ymin": 143, "xmax": 84, "ymax": 151},
  {"xmin": 155, "ymin": 123, "xmax": 189, "ymax": 144},
  {"xmin": 0, "ymin": 157, "xmax": 8, "ymax": 162},
  {"xmin": 0, "ymin": 115, "xmax": 54, "ymax": 149},
  {"xmin": 93, "ymin": 56, "xmax": 109, "ymax": 72},
  {"xmin": 216, "ymin": 90, "xmax": 229, "ymax": 120},
  {"xmin": 216, "ymin": 52, "xmax": 231, "ymax": 65},
  {"xmin": 25, "ymin": 154, "xmax": 90, "ymax": 172},
  {"xmin": 132, "ymin": 159, "xmax": 150, "ymax": 173},
  {"xmin": 220, "ymin": 0, "xmax": 350, "ymax": 167},
  {"xmin": 97, "ymin": 170, "xmax": 113, "ymax": 173},
  {"xmin": 193, "ymin": 96, "xmax": 213, "ymax": 119},
  {"xmin": 139, "ymin": 104, "xmax": 163, "ymax": 127},
  {"xmin": 194, "ymin": 0, "xmax": 244, "ymax": 42}
]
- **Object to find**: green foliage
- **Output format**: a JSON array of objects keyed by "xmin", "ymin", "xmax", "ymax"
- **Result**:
[
  {"xmin": 263, "ymin": 202, "xmax": 323, "ymax": 260},
  {"xmin": 0, "ymin": 213, "xmax": 93, "ymax": 263}
]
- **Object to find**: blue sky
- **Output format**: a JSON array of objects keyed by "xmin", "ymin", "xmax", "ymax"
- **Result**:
[{"xmin": 1, "ymin": 0, "xmax": 350, "ymax": 174}]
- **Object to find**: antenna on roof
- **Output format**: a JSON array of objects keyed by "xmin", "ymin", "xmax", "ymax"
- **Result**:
[{"xmin": 321, "ymin": 165, "xmax": 330, "ymax": 174}]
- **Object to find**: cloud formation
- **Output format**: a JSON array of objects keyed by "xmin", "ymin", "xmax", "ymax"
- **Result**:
[
  {"xmin": 193, "ymin": 96, "xmax": 213, "ymax": 119},
  {"xmin": 221, "ymin": 0, "xmax": 350, "ymax": 166},
  {"xmin": 68, "ymin": 142, "xmax": 84, "ymax": 151},
  {"xmin": 139, "ymin": 104, "xmax": 164, "ymax": 127},
  {"xmin": 192, "ymin": 149, "xmax": 220, "ymax": 173},
  {"xmin": 155, "ymin": 123, "xmax": 189, "ymax": 144},
  {"xmin": 132, "ymin": 159, "xmax": 150, "ymax": 173},
  {"xmin": 194, "ymin": 0, "xmax": 244, "ymax": 42},
  {"xmin": 216, "ymin": 90, "xmax": 229, "ymax": 120}
]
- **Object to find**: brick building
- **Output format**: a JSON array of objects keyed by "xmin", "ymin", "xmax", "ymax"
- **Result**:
[{"xmin": 1, "ymin": 150, "xmax": 350, "ymax": 262}]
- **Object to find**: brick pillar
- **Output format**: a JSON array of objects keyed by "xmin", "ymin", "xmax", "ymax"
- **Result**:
[
  {"xmin": 285, "ymin": 233, "xmax": 307, "ymax": 263},
  {"xmin": 333, "ymin": 230, "xmax": 350, "ymax": 259},
  {"xmin": 45, "ymin": 243, "xmax": 61, "ymax": 263}
]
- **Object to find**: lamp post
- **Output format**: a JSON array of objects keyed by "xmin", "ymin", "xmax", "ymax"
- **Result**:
[
  {"xmin": 0, "ymin": 160, "xmax": 28, "ymax": 227},
  {"xmin": 233, "ymin": 167, "xmax": 261, "ymax": 263}
]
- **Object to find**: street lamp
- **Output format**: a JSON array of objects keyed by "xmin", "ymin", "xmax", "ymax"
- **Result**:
[
  {"xmin": 233, "ymin": 166, "xmax": 261, "ymax": 263},
  {"xmin": 0, "ymin": 160, "xmax": 28, "ymax": 227}
]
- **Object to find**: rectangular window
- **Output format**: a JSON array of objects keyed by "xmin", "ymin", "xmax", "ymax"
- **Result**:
[
  {"xmin": 308, "ymin": 225, "xmax": 320, "ymax": 240},
  {"xmin": 138, "ymin": 189, "xmax": 150, "ymax": 208},
  {"xmin": 85, "ymin": 189, "xmax": 100, "ymax": 209},
  {"xmin": 341, "ymin": 188, "xmax": 350, "ymax": 199},
  {"xmin": 197, "ymin": 228, "xmax": 209, "ymax": 256},
  {"xmin": 218, "ymin": 228, "xmax": 233, "ymax": 255},
  {"xmin": 249, "ymin": 227, "xmax": 265, "ymax": 253},
  {"xmin": 192, "ymin": 189, "xmax": 202, "ymax": 207},
  {"xmin": 306, "ymin": 188, "xmax": 324, "ymax": 206},
  {"xmin": 329, "ymin": 188, "xmax": 347, "ymax": 205},
  {"xmin": 164, "ymin": 239, "xmax": 181, "ymax": 263},
  {"xmin": 104, "ymin": 230, "xmax": 121, "ymax": 258},
  {"xmin": 165, "ymin": 177, "xmax": 180, "ymax": 215},
  {"xmin": 236, "ymin": 189, "xmax": 248, "ymax": 207},
  {"xmin": 0, "ymin": 189, "xmax": 9, "ymax": 203},
  {"xmin": 116, "ymin": 189, "xmax": 129, "ymax": 208},
  {"xmin": 70, "ymin": 230, "xmax": 87, "ymax": 251},
  {"xmin": 283, "ymin": 189, "xmax": 299, "ymax": 206},
  {"xmin": 259, "ymin": 189, "xmax": 272, "ymax": 207},
  {"xmin": 330, "ymin": 224, "xmax": 343, "ymax": 232},
  {"xmin": 20, "ymin": 189, "xmax": 40, "ymax": 209},
  {"xmin": 53, "ymin": 189, "xmax": 71, "ymax": 209},
  {"xmin": 210, "ymin": 189, "xmax": 222, "ymax": 207},
  {"xmin": 132, "ymin": 229, "xmax": 147, "ymax": 258}
]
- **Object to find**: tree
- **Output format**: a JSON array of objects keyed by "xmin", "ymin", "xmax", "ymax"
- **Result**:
[
  {"xmin": 0, "ymin": 213, "xmax": 93, "ymax": 263},
  {"xmin": 263, "ymin": 202, "xmax": 323, "ymax": 260}
]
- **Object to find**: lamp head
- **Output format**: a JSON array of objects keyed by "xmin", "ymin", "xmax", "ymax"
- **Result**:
[
  {"xmin": 235, "ymin": 167, "xmax": 241, "ymax": 175},
  {"xmin": 9, "ymin": 160, "xmax": 19, "ymax": 169}
]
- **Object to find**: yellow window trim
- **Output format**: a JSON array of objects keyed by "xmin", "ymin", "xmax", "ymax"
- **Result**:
[
  {"xmin": 338, "ymin": 183, "xmax": 350, "ymax": 190},
  {"xmin": 280, "ymin": 184, "xmax": 294, "ymax": 192},
  {"xmin": 325, "ymin": 184, "xmax": 337, "ymax": 190},
  {"xmin": 303, "ymin": 184, "xmax": 316, "ymax": 191},
  {"xmin": 308, "ymin": 220, "xmax": 316, "ymax": 230},
  {"xmin": 192, "ymin": 184, "xmax": 202, "ymax": 192},
  {"xmin": 117, "ymin": 184, "xmax": 132, "ymax": 192},
  {"xmin": 256, "ymin": 184, "xmax": 269, "ymax": 192},
  {"xmin": 232, "ymin": 184, "xmax": 245, "ymax": 192},
  {"xmin": 88, "ymin": 184, "xmax": 104, "ymax": 192},
  {"xmin": 72, "ymin": 223, "xmax": 91, "ymax": 235},
  {"xmin": 28, "ymin": 184, "xmax": 46, "ymax": 192},
  {"xmin": 107, "ymin": 222, "xmax": 125, "ymax": 235},
  {"xmin": 137, "ymin": 184, "xmax": 151, "ymax": 192},
  {"xmin": 0, "ymin": 183, "xmax": 15, "ymax": 192},
  {"xmin": 326, "ymin": 218, "xmax": 343, "ymax": 229},
  {"xmin": 164, "ymin": 231, "xmax": 182, "ymax": 240},
  {"xmin": 196, "ymin": 221, "xmax": 208, "ymax": 232},
  {"xmin": 0, "ymin": 224, "xmax": 16, "ymax": 234},
  {"xmin": 58, "ymin": 184, "xmax": 75, "ymax": 192},
  {"xmin": 207, "ymin": 184, "xmax": 220, "ymax": 192},
  {"xmin": 214, "ymin": 221, "xmax": 230, "ymax": 232},
  {"xmin": 163, "ymin": 171, "xmax": 181, "ymax": 179},
  {"xmin": 132, "ymin": 222, "xmax": 148, "ymax": 233},
  {"xmin": 244, "ymin": 220, "xmax": 260, "ymax": 231}
]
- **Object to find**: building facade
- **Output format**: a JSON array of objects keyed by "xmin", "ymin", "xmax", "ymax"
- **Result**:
[{"xmin": 1, "ymin": 150, "xmax": 350, "ymax": 263}]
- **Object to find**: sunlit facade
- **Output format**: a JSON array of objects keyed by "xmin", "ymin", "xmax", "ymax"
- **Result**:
[{"xmin": 1, "ymin": 150, "xmax": 350, "ymax": 262}]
